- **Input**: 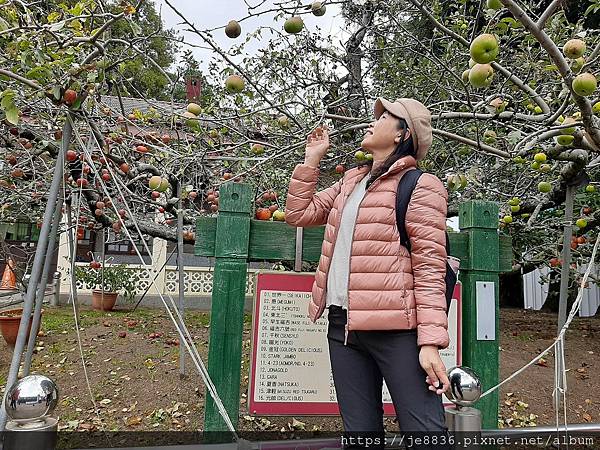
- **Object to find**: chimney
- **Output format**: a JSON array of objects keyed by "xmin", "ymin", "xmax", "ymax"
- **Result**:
[{"xmin": 186, "ymin": 77, "xmax": 202, "ymax": 102}]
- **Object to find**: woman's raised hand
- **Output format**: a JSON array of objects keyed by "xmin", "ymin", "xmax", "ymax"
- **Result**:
[{"xmin": 304, "ymin": 125, "xmax": 330, "ymax": 168}]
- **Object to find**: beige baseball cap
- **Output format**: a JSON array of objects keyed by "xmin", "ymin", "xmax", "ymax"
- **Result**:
[{"xmin": 374, "ymin": 97, "xmax": 433, "ymax": 161}]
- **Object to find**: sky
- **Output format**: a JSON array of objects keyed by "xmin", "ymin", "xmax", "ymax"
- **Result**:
[{"xmin": 155, "ymin": 0, "xmax": 350, "ymax": 71}]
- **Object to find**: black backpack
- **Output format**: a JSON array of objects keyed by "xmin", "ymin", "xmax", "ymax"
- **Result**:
[{"xmin": 395, "ymin": 168, "xmax": 459, "ymax": 314}]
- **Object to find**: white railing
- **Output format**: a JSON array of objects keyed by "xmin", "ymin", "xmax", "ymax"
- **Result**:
[{"xmin": 62, "ymin": 262, "xmax": 259, "ymax": 297}]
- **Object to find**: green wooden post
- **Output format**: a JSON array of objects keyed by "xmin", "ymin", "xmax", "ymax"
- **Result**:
[
  {"xmin": 458, "ymin": 200, "xmax": 503, "ymax": 430},
  {"xmin": 202, "ymin": 182, "xmax": 253, "ymax": 441}
]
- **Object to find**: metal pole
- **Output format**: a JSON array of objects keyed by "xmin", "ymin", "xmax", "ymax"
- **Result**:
[
  {"xmin": 555, "ymin": 183, "xmax": 575, "ymax": 408},
  {"xmin": 178, "ymin": 182, "xmax": 185, "ymax": 377},
  {"xmin": 294, "ymin": 227, "xmax": 303, "ymax": 271},
  {"xmin": 65, "ymin": 192, "xmax": 79, "ymax": 312},
  {"xmin": 51, "ymin": 272, "xmax": 61, "ymax": 307},
  {"xmin": 0, "ymin": 119, "xmax": 70, "ymax": 431},
  {"xmin": 23, "ymin": 198, "xmax": 62, "ymax": 376}
]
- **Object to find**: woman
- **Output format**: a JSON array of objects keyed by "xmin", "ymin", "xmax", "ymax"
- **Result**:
[{"xmin": 285, "ymin": 98, "xmax": 451, "ymax": 449}]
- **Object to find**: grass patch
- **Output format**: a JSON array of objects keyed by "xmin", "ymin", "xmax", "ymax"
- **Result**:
[
  {"xmin": 516, "ymin": 333, "xmax": 533, "ymax": 342},
  {"xmin": 41, "ymin": 309, "xmax": 75, "ymax": 332}
]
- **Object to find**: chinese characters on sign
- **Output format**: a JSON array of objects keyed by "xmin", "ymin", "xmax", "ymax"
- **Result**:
[{"xmin": 249, "ymin": 271, "xmax": 461, "ymax": 415}]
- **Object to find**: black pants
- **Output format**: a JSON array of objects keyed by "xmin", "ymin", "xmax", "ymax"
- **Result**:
[{"xmin": 327, "ymin": 305, "xmax": 451, "ymax": 450}]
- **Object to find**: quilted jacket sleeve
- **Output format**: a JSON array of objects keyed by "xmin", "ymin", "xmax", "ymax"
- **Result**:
[
  {"xmin": 404, "ymin": 173, "xmax": 450, "ymax": 350},
  {"xmin": 285, "ymin": 163, "xmax": 342, "ymax": 228}
]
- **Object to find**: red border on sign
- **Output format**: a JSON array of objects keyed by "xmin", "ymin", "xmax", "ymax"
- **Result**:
[{"xmin": 249, "ymin": 271, "xmax": 462, "ymax": 416}]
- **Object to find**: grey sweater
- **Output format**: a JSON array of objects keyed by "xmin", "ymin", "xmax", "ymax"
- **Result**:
[{"xmin": 325, "ymin": 173, "xmax": 370, "ymax": 310}]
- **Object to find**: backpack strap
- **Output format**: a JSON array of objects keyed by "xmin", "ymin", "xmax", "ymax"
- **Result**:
[
  {"xmin": 396, "ymin": 168, "xmax": 423, "ymax": 252},
  {"xmin": 396, "ymin": 168, "xmax": 451, "ymax": 253}
]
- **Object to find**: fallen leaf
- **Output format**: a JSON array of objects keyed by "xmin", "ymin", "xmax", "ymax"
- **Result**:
[
  {"xmin": 291, "ymin": 417, "xmax": 306, "ymax": 430},
  {"xmin": 583, "ymin": 413, "xmax": 592, "ymax": 422},
  {"xmin": 535, "ymin": 358, "xmax": 548, "ymax": 367},
  {"xmin": 126, "ymin": 416, "xmax": 143, "ymax": 427}
]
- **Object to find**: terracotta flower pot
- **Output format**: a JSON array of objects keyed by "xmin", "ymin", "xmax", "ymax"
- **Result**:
[
  {"xmin": 0, "ymin": 308, "xmax": 43, "ymax": 347},
  {"xmin": 91, "ymin": 290, "xmax": 118, "ymax": 311}
]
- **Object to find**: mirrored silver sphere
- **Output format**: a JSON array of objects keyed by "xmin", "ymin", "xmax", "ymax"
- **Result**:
[
  {"xmin": 4, "ymin": 375, "xmax": 59, "ymax": 422},
  {"xmin": 445, "ymin": 366, "xmax": 481, "ymax": 407}
]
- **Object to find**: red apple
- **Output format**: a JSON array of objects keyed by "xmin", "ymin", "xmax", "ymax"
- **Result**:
[
  {"xmin": 66, "ymin": 150, "xmax": 77, "ymax": 162},
  {"xmin": 120, "ymin": 163, "xmax": 129, "ymax": 173},
  {"xmin": 335, "ymin": 164, "xmax": 345, "ymax": 174},
  {"xmin": 136, "ymin": 145, "xmax": 148, "ymax": 153},
  {"xmin": 118, "ymin": 331, "xmax": 127, "ymax": 338},
  {"xmin": 63, "ymin": 89, "xmax": 77, "ymax": 106},
  {"xmin": 255, "ymin": 208, "xmax": 272, "ymax": 220}
]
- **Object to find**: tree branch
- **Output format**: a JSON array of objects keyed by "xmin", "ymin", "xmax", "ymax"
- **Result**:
[
  {"xmin": 536, "ymin": 0, "xmax": 564, "ymax": 29},
  {"xmin": 433, "ymin": 129, "xmax": 510, "ymax": 158},
  {"xmin": 500, "ymin": 0, "xmax": 600, "ymax": 149}
]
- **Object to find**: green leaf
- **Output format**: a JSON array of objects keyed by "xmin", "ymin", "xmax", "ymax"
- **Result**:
[
  {"xmin": 71, "ymin": 94, "xmax": 84, "ymax": 110},
  {"xmin": 52, "ymin": 85, "xmax": 62, "ymax": 101},
  {"xmin": 0, "ymin": 89, "xmax": 15, "ymax": 109},
  {"xmin": 69, "ymin": 1, "xmax": 85, "ymax": 16},
  {"xmin": 5, "ymin": 106, "xmax": 19, "ymax": 125},
  {"xmin": 26, "ymin": 66, "xmax": 52, "ymax": 83},
  {"xmin": 0, "ymin": 17, "xmax": 9, "ymax": 32},
  {"xmin": 47, "ymin": 11, "xmax": 62, "ymax": 23},
  {"xmin": 130, "ymin": 21, "xmax": 142, "ymax": 36}
]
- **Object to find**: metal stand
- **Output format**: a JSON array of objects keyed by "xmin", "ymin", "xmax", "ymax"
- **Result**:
[
  {"xmin": 4, "ymin": 417, "xmax": 58, "ymax": 450},
  {"xmin": 445, "ymin": 406, "xmax": 482, "ymax": 450},
  {"xmin": 50, "ymin": 272, "xmax": 61, "ymax": 307}
]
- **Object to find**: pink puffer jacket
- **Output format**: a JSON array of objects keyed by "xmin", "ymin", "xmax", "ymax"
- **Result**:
[{"xmin": 285, "ymin": 155, "xmax": 449, "ymax": 349}]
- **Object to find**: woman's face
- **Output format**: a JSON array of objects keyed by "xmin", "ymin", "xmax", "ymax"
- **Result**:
[{"xmin": 361, "ymin": 110, "xmax": 409, "ymax": 155}]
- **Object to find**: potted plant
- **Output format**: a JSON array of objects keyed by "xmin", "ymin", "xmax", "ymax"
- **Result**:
[
  {"xmin": 75, "ymin": 264, "xmax": 139, "ymax": 311},
  {"xmin": 0, "ymin": 308, "xmax": 42, "ymax": 347}
]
